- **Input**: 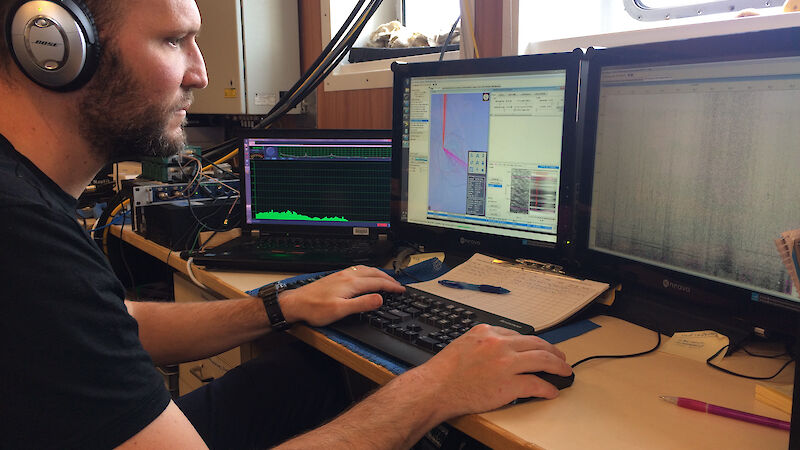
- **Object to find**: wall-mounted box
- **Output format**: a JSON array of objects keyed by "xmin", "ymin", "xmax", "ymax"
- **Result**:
[{"xmin": 191, "ymin": 0, "xmax": 300, "ymax": 115}]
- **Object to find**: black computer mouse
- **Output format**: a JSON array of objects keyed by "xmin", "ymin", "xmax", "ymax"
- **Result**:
[
  {"xmin": 511, "ymin": 371, "xmax": 575, "ymax": 404},
  {"xmin": 532, "ymin": 370, "xmax": 575, "ymax": 390}
]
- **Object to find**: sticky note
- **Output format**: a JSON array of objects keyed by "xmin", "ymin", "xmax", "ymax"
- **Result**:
[
  {"xmin": 660, "ymin": 330, "xmax": 729, "ymax": 363},
  {"xmin": 408, "ymin": 252, "xmax": 445, "ymax": 266}
]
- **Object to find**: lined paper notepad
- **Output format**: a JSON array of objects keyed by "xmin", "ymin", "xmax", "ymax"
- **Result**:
[{"xmin": 410, "ymin": 253, "xmax": 609, "ymax": 332}]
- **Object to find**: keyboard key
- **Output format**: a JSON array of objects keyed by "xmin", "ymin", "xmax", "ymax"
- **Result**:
[
  {"xmin": 411, "ymin": 301, "xmax": 431, "ymax": 311},
  {"xmin": 375, "ymin": 311, "xmax": 400, "ymax": 324},
  {"xmin": 416, "ymin": 336, "xmax": 442, "ymax": 350},
  {"xmin": 369, "ymin": 317, "xmax": 388, "ymax": 328},
  {"xmin": 435, "ymin": 319, "xmax": 451, "ymax": 329},
  {"xmin": 388, "ymin": 309, "xmax": 411, "ymax": 321},
  {"xmin": 406, "ymin": 323, "xmax": 422, "ymax": 332},
  {"xmin": 401, "ymin": 330, "xmax": 419, "ymax": 341},
  {"xmin": 404, "ymin": 307, "xmax": 421, "ymax": 317},
  {"xmin": 385, "ymin": 324, "xmax": 402, "ymax": 336}
]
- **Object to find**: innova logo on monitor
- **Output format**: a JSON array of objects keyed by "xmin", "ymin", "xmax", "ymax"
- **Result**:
[
  {"xmin": 459, "ymin": 237, "xmax": 481, "ymax": 246},
  {"xmin": 662, "ymin": 278, "xmax": 691, "ymax": 293}
]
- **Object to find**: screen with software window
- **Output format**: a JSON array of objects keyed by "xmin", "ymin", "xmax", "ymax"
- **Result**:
[
  {"xmin": 242, "ymin": 136, "xmax": 392, "ymax": 229},
  {"xmin": 393, "ymin": 53, "xmax": 580, "ymax": 256},
  {"xmin": 587, "ymin": 54, "xmax": 800, "ymax": 309}
]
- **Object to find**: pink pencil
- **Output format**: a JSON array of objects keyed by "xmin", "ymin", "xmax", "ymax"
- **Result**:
[{"xmin": 660, "ymin": 396, "xmax": 790, "ymax": 431}]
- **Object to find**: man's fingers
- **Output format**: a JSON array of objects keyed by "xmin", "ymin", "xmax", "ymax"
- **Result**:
[
  {"xmin": 347, "ymin": 274, "xmax": 405, "ymax": 294},
  {"xmin": 507, "ymin": 335, "xmax": 566, "ymax": 360},
  {"xmin": 337, "ymin": 293, "xmax": 384, "ymax": 317},
  {"xmin": 510, "ymin": 349, "xmax": 573, "ymax": 377},
  {"xmin": 516, "ymin": 374, "xmax": 560, "ymax": 399}
]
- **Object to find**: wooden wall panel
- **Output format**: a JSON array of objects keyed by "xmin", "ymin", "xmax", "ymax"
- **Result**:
[{"xmin": 474, "ymin": 0, "xmax": 503, "ymax": 58}]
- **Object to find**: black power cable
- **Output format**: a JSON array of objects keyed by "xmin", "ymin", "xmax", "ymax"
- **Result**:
[
  {"xmin": 262, "ymin": 0, "xmax": 368, "ymax": 120},
  {"xmin": 254, "ymin": 0, "xmax": 384, "ymax": 129},
  {"xmin": 439, "ymin": 16, "xmax": 461, "ymax": 62}
]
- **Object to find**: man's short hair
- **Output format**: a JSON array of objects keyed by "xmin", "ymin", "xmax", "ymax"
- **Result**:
[{"xmin": 0, "ymin": 0, "xmax": 124, "ymax": 76}]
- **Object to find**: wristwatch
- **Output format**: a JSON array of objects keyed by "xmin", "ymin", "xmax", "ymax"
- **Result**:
[{"xmin": 257, "ymin": 282, "xmax": 291, "ymax": 331}]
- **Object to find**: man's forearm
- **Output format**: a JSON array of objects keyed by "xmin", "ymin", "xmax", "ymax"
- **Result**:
[
  {"xmin": 126, "ymin": 297, "xmax": 269, "ymax": 365},
  {"xmin": 277, "ymin": 367, "xmax": 447, "ymax": 450}
]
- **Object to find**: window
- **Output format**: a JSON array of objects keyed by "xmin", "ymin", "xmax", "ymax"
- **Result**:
[
  {"xmin": 519, "ymin": 0, "xmax": 794, "ymax": 54},
  {"xmin": 324, "ymin": 0, "xmax": 465, "ymax": 91},
  {"xmin": 624, "ymin": 0, "xmax": 777, "ymax": 21}
]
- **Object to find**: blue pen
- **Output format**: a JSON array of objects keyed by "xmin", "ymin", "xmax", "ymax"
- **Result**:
[{"xmin": 439, "ymin": 280, "xmax": 510, "ymax": 294}]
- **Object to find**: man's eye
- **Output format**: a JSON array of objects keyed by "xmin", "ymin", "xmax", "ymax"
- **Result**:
[{"xmin": 167, "ymin": 37, "xmax": 182, "ymax": 47}]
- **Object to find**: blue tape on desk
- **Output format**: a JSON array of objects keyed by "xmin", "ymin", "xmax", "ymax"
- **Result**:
[
  {"xmin": 537, "ymin": 319, "xmax": 600, "ymax": 345},
  {"xmin": 315, "ymin": 326, "xmax": 411, "ymax": 374}
]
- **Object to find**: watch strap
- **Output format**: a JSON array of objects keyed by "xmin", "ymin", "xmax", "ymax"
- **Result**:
[{"xmin": 257, "ymin": 283, "xmax": 291, "ymax": 331}]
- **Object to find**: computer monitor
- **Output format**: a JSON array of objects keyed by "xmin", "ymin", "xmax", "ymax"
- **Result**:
[
  {"xmin": 578, "ymin": 28, "xmax": 800, "ymax": 335},
  {"xmin": 391, "ymin": 51, "xmax": 582, "ymax": 262},
  {"xmin": 237, "ymin": 129, "xmax": 392, "ymax": 236}
]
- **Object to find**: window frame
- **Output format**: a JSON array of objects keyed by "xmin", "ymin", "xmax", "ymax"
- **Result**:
[
  {"xmin": 321, "ymin": 0, "xmax": 517, "ymax": 92},
  {"xmin": 623, "ymin": 0, "xmax": 777, "ymax": 21}
]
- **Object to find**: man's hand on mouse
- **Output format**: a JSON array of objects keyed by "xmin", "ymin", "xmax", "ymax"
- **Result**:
[
  {"xmin": 277, "ymin": 265, "xmax": 405, "ymax": 327},
  {"xmin": 408, "ymin": 324, "xmax": 572, "ymax": 418}
]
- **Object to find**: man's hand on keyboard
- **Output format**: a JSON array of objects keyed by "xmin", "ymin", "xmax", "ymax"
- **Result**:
[
  {"xmin": 278, "ymin": 265, "xmax": 405, "ymax": 327},
  {"xmin": 410, "ymin": 324, "xmax": 572, "ymax": 417}
]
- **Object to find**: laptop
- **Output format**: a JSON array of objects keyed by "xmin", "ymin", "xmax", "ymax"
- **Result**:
[{"xmin": 192, "ymin": 129, "xmax": 394, "ymax": 272}]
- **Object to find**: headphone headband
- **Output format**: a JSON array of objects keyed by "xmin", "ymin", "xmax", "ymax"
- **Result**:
[{"xmin": 5, "ymin": 0, "xmax": 100, "ymax": 91}]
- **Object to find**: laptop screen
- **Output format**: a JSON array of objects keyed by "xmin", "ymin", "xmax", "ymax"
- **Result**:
[{"xmin": 241, "ymin": 136, "xmax": 392, "ymax": 231}]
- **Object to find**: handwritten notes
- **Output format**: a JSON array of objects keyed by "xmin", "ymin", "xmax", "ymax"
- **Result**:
[
  {"xmin": 660, "ymin": 330, "xmax": 730, "ymax": 363},
  {"xmin": 409, "ymin": 253, "xmax": 609, "ymax": 331}
]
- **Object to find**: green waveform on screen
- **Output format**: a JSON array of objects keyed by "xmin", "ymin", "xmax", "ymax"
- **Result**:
[{"xmin": 255, "ymin": 210, "xmax": 349, "ymax": 222}]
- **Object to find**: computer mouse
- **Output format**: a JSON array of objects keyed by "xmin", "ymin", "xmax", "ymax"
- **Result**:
[
  {"xmin": 511, "ymin": 371, "xmax": 575, "ymax": 404},
  {"xmin": 532, "ymin": 370, "xmax": 574, "ymax": 390}
]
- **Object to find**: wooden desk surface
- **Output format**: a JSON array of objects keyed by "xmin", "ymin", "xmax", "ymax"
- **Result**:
[{"xmin": 112, "ymin": 226, "xmax": 793, "ymax": 449}]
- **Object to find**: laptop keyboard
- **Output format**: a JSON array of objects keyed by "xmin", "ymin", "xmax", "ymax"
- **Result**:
[{"xmin": 252, "ymin": 235, "xmax": 375, "ymax": 256}]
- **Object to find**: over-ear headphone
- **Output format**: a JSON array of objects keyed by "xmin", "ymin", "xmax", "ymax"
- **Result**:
[{"xmin": 5, "ymin": 0, "xmax": 100, "ymax": 91}]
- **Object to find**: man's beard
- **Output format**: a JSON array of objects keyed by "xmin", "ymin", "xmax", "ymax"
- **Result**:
[{"xmin": 77, "ymin": 48, "xmax": 191, "ymax": 163}]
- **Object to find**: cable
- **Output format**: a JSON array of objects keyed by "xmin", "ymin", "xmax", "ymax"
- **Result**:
[
  {"xmin": 439, "ymin": 16, "xmax": 461, "ymax": 62},
  {"xmin": 260, "ymin": 0, "xmax": 368, "ymax": 121},
  {"xmin": 117, "ymin": 202, "xmax": 138, "ymax": 300},
  {"xmin": 254, "ymin": 0, "xmax": 371, "ymax": 128},
  {"xmin": 253, "ymin": 0, "xmax": 384, "ymax": 129},
  {"xmin": 705, "ymin": 344, "xmax": 795, "ymax": 380},
  {"xmin": 571, "ymin": 328, "xmax": 662, "ymax": 368},
  {"xmin": 185, "ymin": 257, "xmax": 207, "ymax": 289}
]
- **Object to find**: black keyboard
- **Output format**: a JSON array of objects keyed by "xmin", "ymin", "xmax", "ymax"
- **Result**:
[{"xmin": 327, "ymin": 285, "xmax": 535, "ymax": 367}]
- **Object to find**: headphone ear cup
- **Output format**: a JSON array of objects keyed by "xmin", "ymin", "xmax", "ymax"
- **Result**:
[{"xmin": 6, "ymin": 0, "xmax": 101, "ymax": 91}]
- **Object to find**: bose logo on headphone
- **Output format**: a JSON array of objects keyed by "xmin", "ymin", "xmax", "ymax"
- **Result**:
[{"xmin": 33, "ymin": 40, "xmax": 59, "ymax": 47}]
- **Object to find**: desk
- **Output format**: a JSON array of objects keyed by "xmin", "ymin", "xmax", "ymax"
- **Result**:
[{"xmin": 111, "ymin": 225, "xmax": 793, "ymax": 449}]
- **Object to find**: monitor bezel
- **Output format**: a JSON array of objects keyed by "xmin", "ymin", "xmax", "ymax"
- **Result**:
[
  {"xmin": 390, "ymin": 50, "xmax": 583, "ymax": 265},
  {"xmin": 235, "ymin": 129, "xmax": 393, "ymax": 237},
  {"xmin": 575, "ymin": 28, "xmax": 800, "ymax": 332}
]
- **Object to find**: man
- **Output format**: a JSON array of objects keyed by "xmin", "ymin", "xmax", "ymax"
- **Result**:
[{"xmin": 0, "ymin": 0, "xmax": 573, "ymax": 448}]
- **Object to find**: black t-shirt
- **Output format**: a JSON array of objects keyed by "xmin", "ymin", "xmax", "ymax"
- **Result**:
[{"xmin": 0, "ymin": 135, "xmax": 170, "ymax": 449}]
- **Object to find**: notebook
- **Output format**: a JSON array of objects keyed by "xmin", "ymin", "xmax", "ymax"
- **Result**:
[{"xmin": 192, "ymin": 129, "xmax": 394, "ymax": 272}]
